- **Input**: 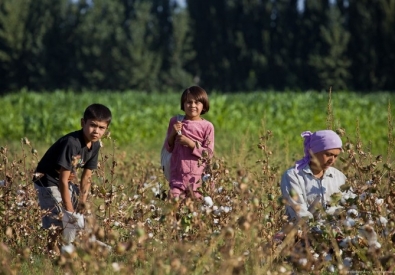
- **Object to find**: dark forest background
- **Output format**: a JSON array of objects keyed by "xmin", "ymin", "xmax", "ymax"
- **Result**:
[{"xmin": 0, "ymin": 0, "xmax": 394, "ymax": 94}]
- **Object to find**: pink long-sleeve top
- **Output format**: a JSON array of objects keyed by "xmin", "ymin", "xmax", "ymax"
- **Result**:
[{"xmin": 165, "ymin": 116, "xmax": 215, "ymax": 189}]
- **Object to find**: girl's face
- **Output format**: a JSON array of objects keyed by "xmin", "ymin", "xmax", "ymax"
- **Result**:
[
  {"xmin": 183, "ymin": 97, "xmax": 204, "ymax": 120},
  {"xmin": 81, "ymin": 118, "xmax": 108, "ymax": 145}
]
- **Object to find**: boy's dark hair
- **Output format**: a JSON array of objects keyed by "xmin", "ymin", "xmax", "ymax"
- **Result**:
[
  {"xmin": 83, "ymin": 104, "xmax": 112, "ymax": 125},
  {"xmin": 180, "ymin": 86, "xmax": 210, "ymax": 115}
]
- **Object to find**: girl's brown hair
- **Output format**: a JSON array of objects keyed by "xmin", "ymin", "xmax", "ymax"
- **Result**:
[{"xmin": 180, "ymin": 86, "xmax": 210, "ymax": 115}]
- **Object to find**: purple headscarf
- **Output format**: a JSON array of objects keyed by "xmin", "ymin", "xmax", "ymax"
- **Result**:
[{"xmin": 294, "ymin": 130, "xmax": 342, "ymax": 171}]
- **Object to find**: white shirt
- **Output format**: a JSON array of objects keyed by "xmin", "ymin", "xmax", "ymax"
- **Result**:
[{"xmin": 280, "ymin": 165, "xmax": 346, "ymax": 220}]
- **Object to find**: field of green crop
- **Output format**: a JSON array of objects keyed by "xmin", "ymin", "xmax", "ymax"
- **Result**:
[
  {"xmin": 1, "ymin": 90, "xmax": 395, "ymax": 274},
  {"xmin": 1, "ymin": 90, "xmax": 393, "ymax": 160}
]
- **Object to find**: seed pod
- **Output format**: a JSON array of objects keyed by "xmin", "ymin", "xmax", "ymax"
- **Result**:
[
  {"xmin": 22, "ymin": 137, "xmax": 30, "ymax": 145},
  {"xmin": 212, "ymin": 162, "xmax": 220, "ymax": 170}
]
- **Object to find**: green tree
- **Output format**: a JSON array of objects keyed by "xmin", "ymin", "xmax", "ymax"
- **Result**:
[
  {"xmin": 186, "ymin": 0, "xmax": 272, "ymax": 91},
  {"xmin": 308, "ymin": 4, "xmax": 351, "ymax": 90},
  {"xmin": 266, "ymin": 0, "xmax": 300, "ymax": 89},
  {"xmin": 298, "ymin": 0, "xmax": 330, "ymax": 90},
  {"xmin": 0, "ymin": 0, "xmax": 53, "ymax": 92},
  {"xmin": 71, "ymin": 0, "xmax": 162, "ymax": 91},
  {"xmin": 346, "ymin": 0, "xmax": 395, "ymax": 91},
  {"xmin": 150, "ymin": 0, "xmax": 194, "ymax": 91}
]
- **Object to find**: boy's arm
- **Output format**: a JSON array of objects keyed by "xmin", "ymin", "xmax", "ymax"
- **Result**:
[
  {"xmin": 79, "ymin": 168, "xmax": 92, "ymax": 206},
  {"xmin": 59, "ymin": 167, "xmax": 74, "ymax": 212}
]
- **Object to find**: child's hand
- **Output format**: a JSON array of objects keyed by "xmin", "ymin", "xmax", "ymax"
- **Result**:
[
  {"xmin": 172, "ymin": 121, "xmax": 183, "ymax": 136},
  {"xmin": 177, "ymin": 135, "xmax": 195, "ymax": 149}
]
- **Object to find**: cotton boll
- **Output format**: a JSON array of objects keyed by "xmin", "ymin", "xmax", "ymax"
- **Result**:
[
  {"xmin": 213, "ymin": 209, "xmax": 222, "ymax": 216},
  {"xmin": 204, "ymin": 196, "xmax": 214, "ymax": 207},
  {"xmin": 370, "ymin": 241, "xmax": 381, "ymax": 249},
  {"xmin": 359, "ymin": 192, "xmax": 367, "ymax": 201},
  {"xmin": 359, "ymin": 225, "xmax": 378, "ymax": 246},
  {"xmin": 216, "ymin": 186, "xmax": 223, "ymax": 193},
  {"xmin": 327, "ymin": 265, "xmax": 335, "ymax": 273},
  {"xmin": 323, "ymin": 252, "xmax": 332, "ymax": 262},
  {"xmin": 378, "ymin": 216, "xmax": 388, "ymax": 226},
  {"xmin": 339, "ymin": 236, "xmax": 351, "ymax": 248},
  {"xmin": 221, "ymin": 206, "xmax": 231, "ymax": 213},
  {"xmin": 61, "ymin": 244, "xmax": 75, "ymax": 255},
  {"xmin": 343, "ymin": 257, "xmax": 353, "ymax": 268},
  {"xmin": 343, "ymin": 218, "xmax": 356, "ymax": 228},
  {"xmin": 347, "ymin": 209, "xmax": 359, "ymax": 218},
  {"xmin": 298, "ymin": 258, "xmax": 308, "ymax": 266},
  {"xmin": 326, "ymin": 206, "xmax": 343, "ymax": 215},
  {"xmin": 375, "ymin": 198, "xmax": 384, "ymax": 206},
  {"xmin": 151, "ymin": 187, "xmax": 159, "ymax": 196}
]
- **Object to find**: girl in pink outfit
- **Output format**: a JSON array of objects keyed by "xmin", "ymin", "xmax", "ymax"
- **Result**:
[{"xmin": 164, "ymin": 86, "xmax": 215, "ymax": 199}]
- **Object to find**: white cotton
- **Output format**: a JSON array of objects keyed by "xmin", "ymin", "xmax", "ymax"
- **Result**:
[
  {"xmin": 216, "ymin": 186, "xmax": 223, "ymax": 193},
  {"xmin": 279, "ymin": 266, "xmax": 287, "ymax": 273},
  {"xmin": 326, "ymin": 206, "xmax": 343, "ymax": 215},
  {"xmin": 202, "ymin": 174, "xmax": 211, "ymax": 182},
  {"xmin": 112, "ymin": 263, "xmax": 121, "ymax": 272},
  {"xmin": 343, "ymin": 218, "xmax": 356, "ymax": 228},
  {"xmin": 378, "ymin": 216, "xmax": 388, "ymax": 226},
  {"xmin": 327, "ymin": 265, "xmax": 335, "ymax": 273},
  {"xmin": 343, "ymin": 257, "xmax": 353, "ymax": 268},
  {"xmin": 359, "ymin": 193, "xmax": 367, "ymax": 201},
  {"xmin": 221, "ymin": 206, "xmax": 231, "ymax": 213},
  {"xmin": 343, "ymin": 192, "xmax": 351, "ymax": 200},
  {"xmin": 213, "ymin": 209, "xmax": 222, "ymax": 216},
  {"xmin": 370, "ymin": 241, "xmax": 381, "ymax": 249},
  {"xmin": 359, "ymin": 226, "xmax": 378, "ymax": 246},
  {"xmin": 375, "ymin": 198, "xmax": 384, "ymax": 206},
  {"xmin": 151, "ymin": 187, "xmax": 159, "ymax": 195},
  {"xmin": 347, "ymin": 209, "xmax": 359, "ymax": 217},
  {"xmin": 61, "ymin": 243, "xmax": 75, "ymax": 255},
  {"xmin": 339, "ymin": 236, "xmax": 351, "ymax": 248},
  {"xmin": 324, "ymin": 253, "xmax": 332, "ymax": 262},
  {"xmin": 298, "ymin": 258, "xmax": 308, "ymax": 266},
  {"xmin": 203, "ymin": 196, "xmax": 214, "ymax": 207}
]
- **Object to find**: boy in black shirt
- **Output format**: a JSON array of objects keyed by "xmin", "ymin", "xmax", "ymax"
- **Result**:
[{"xmin": 33, "ymin": 103, "xmax": 112, "ymax": 252}]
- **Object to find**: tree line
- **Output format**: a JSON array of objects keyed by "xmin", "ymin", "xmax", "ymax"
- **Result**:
[{"xmin": 0, "ymin": 0, "xmax": 394, "ymax": 94}]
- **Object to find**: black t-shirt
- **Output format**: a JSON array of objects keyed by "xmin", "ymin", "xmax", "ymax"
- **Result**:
[{"xmin": 34, "ymin": 130, "xmax": 101, "ymax": 187}]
